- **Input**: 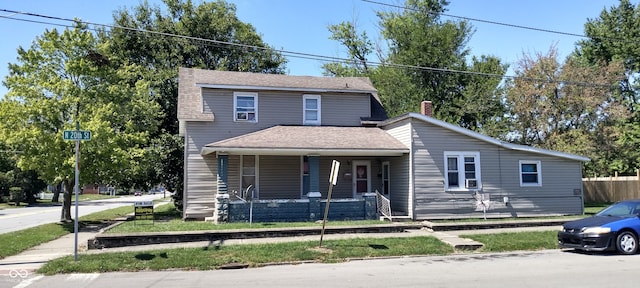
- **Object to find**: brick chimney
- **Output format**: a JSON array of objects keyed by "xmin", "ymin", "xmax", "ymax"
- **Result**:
[{"xmin": 420, "ymin": 101, "xmax": 433, "ymax": 117}]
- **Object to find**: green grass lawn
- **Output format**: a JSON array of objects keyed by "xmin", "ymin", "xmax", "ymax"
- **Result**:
[
  {"xmin": 584, "ymin": 202, "xmax": 611, "ymax": 215},
  {"xmin": 39, "ymin": 236, "xmax": 454, "ymax": 274},
  {"xmin": 39, "ymin": 230, "xmax": 564, "ymax": 274},
  {"xmin": 0, "ymin": 223, "xmax": 72, "ymax": 259},
  {"xmin": 462, "ymin": 231, "xmax": 558, "ymax": 252},
  {"xmin": 0, "ymin": 201, "xmax": 611, "ymax": 272},
  {"xmin": 0, "ymin": 201, "xmax": 135, "ymax": 260}
]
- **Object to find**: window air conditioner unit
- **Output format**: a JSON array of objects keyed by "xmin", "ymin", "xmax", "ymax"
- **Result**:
[{"xmin": 465, "ymin": 179, "xmax": 478, "ymax": 189}]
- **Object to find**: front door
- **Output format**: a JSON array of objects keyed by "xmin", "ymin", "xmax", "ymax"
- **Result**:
[{"xmin": 352, "ymin": 160, "xmax": 371, "ymax": 197}]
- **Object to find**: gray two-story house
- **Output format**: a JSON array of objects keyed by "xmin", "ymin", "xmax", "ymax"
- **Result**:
[{"xmin": 178, "ymin": 67, "xmax": 588, "ymax": 222}]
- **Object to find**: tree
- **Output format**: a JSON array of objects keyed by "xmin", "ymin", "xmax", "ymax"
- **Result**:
[
  {"xmin": 105, "ymin": 0, "xmax": 287, "ymax": 210},
  {"xmin": 323, "ymin": 0, "xmax": 508, "ymax": 134},
  {"xmin": 0, "ymin": 143, "xmax": 14, "ymax": 201},
  {"xmin": 575, "ymin": 0, "xmax": 640, "ymax": 112},
  {"xmin": 504, "ymin": 47, "xmax": 626, "ymax": 175},
  {"xmin": 377, "ymin": 0, "xmax": 473, "ymax": 121},
  {"xmin": 322, "ymin": 21, "xmax": 374, "ymax": 77},
  {"xmin": 0, "ymin": 23, "xmax": 161, "ymax": 221},
  {"xmin": 573, "ymin": 0, "xmax": 640, "ymax": 175}
]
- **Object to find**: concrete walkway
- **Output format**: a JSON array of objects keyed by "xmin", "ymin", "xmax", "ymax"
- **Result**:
[
  {"xmin": 0, "ymin": 231, "xmax": 96, "ymax": 275},
  {"xmin": 0, "ymin": 219, "xmax": 568, "ymax": 275}
]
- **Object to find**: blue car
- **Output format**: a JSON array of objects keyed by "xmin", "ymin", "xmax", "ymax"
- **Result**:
[{"xmin": 558, "ymin": 200, "xmax": 640, "ymax": 255}]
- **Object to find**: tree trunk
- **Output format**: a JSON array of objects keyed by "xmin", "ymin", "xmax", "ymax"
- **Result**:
[
  {"xmin": 60, "ymin": 180, "xmax": 73, "ymax": 222},
  {"xmin": 52, "ymin": 182, "xmax": 61, "ymax": 202}
]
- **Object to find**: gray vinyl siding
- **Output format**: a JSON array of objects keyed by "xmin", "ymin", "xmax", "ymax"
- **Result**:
[
  {"xmin": 380, "ymin": 120, "xmax": 413, "ymax": 216},
  {"xmin": 227, "ymin": 155, "xmax": 241, "ymax": 194},
  {"xmin": 317, "ymin": 156, "xmax": 382, "ymax": 199},
  {"xmin": 202, "ymin": 89, "xmax": 369, "ymax": 133},
  {"xmin": 258, "ymin": 156, "xmax": 300, "ymax": 199},
  {"xmin": 410, "ymin": 119, "xmax": 583, "ymax": 219},
  {"xmin": 184, "ymin": 122, "xmax": 218, "ymax": 219},
  {"xmin": 387, "ymin": 155, "xmax": 411, "ymax": 215},
  {"xmin": 320, "ymin": 94, "xmax": 370, "ymax": 126},
  {"xmin": 383, "ymin": 119, "xmax": 412, "ymax": 148},
  {"xmin": 184, "ymin": 89, "xmax": 372, "ymax": 218},
  {"xmin": 319, "ymin": 157, "xmax": 354, "ymax": 199}
]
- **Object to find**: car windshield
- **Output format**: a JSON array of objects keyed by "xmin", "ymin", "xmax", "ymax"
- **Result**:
[{"xmin": 596, "ymin": 202, "xmax": 640, "ymax": 217}]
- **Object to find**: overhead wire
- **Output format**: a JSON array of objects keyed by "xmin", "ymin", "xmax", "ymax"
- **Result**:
[
  {"xmin": 362, "ymin": 0, "xmax": 630, "ymax": 44},
  {"xmin": 0, "ymin": 7, "xmax": 622, "ymax": 89}
]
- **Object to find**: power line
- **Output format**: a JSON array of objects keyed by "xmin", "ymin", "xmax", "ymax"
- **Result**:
[
  {"xmin": 361, "ymin": 0, "xmax": 628, "ymax": 43},
  {"xmin": 0, "ymin": 8, "xmax": 620, "ymax": 89}
]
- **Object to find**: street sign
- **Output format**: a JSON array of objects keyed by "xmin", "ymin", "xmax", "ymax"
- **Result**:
[{"xmin": 63, "ymin": 130, "xmax": 91, "ymax": 141}]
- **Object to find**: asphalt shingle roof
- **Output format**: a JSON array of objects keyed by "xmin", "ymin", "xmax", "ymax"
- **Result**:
[{"xmin": 202, "ymin": 125, "xmax": 409, "ymax": 156}]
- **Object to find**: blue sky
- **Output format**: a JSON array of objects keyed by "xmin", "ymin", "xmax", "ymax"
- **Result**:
[{"xmin": 0, "ymin": 0, "xmax": 626, "ymax": 97}]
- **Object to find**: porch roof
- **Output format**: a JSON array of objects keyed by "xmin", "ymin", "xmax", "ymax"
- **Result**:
[{"xmin": 202, "ymin": 125, "xmax": 409, "ymax": 156}]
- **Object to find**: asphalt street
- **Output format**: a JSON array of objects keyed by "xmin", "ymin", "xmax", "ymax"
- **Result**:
[
  {"xmin": 0, "ymin": 194, "xmax": 165, "ymax": 234},
  {"xmin": 5, "ymin": 249, "xmax": 639, "ymax": 288}
]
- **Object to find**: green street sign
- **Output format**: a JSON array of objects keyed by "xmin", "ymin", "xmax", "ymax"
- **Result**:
[{"xmin": 63, "ymin": 130, "xmax": 92, "ymax": 141}]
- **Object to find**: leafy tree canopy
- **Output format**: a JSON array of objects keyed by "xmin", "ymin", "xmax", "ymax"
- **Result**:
[
  {"xmin": 105, "ymin": 0, "xmax": 288, "ymax": 208},
  {"xmin": 323, "ymin": 0, "xmax": 508, "ymax": 134},
  {"xmin": 0, "ymin": 23, "xmax": 161, "ymax": 219}
]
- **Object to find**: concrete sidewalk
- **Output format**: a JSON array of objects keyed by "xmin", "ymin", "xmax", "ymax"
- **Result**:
[
  {"xmin": 0, "ymin": 227, "xmax": 479, "ymax": 274},
  {"xmin": 0, "ymin": 231, "xmax": 96, "ymax": 275},
  {"xmin": 0, "ymin": 218, "xmax": 569, "ymax": 275}
]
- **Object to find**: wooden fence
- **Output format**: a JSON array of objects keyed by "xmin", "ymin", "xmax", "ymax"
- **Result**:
[{"xmin": 583, "ymin": 170, "xmax": 640, "ymax": 203}]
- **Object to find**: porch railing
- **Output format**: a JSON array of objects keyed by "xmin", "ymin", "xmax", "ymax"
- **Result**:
[{"xmin": 376, "ymin": 190, "xmax": 392, "ymax": 221}]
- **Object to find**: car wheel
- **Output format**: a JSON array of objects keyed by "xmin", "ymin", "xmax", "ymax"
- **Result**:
[{"xmin": 616, "ymin": 231, "xmax": 638, "ymax": 255}]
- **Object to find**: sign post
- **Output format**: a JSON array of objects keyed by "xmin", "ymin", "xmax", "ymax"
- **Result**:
[
  {"xmin": 63, "ymin": 125, "xmax": 91, "ymax": 261},
  {"xmin": 319, "ymin": 160, "xmax": 340, "ymax": 247}
]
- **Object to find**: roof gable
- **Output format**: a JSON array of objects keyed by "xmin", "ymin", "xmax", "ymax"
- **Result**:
[{"xmin": 380, "ymin": 113, "xmax": 590, "ymax": 162}]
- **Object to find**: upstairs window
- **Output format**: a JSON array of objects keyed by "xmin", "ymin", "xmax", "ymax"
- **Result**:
[
  {"xmin": 234, "ymin": 92, "xmax": 258, "ymax": 122},
  {"xmin": 520, "ymin": 160, "xmax": 542, "ymax": 186},
  {"xmin": 444, "ymin": 152, "xmax": 481, "ymax": 191},
  {"xmin": 303, "ymin": 94, "xmax": 321, "ymax": 125}
]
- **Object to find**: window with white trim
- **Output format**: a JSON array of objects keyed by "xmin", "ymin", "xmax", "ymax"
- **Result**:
[
  {"xmin": 444, "ymin": 152, "xmax": 481, "ymax": 191},
  {"xmin": 519, "ymin": 160, "xmax": 542, "ymax": 186},
  {"xmin": 303, "ymin": 94, "xmax": 321, "ymax": 125},
  {"xmin": 234, "ymin": 92, "xmax": 258, "ymax": 122}
]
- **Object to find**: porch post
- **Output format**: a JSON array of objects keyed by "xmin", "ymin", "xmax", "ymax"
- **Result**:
[
  {"xmin": 308, "ymin": 156, "xmax": 320, "ymax": 194},
  {"xmin": 214, "ymin": 154, "xmax": 229, "ymax": 223},
  {"xmin": 217, "ymin": 154, "xmax": 228, "ymax": 194},
  {"xmin": 307, "ymin": 156, "xmax": 321, "ymax": 221}
]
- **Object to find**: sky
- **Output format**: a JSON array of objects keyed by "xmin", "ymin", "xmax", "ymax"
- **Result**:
[{"xmin": 0, "ymin": 0, "xmax": 628, "ymax": 97}]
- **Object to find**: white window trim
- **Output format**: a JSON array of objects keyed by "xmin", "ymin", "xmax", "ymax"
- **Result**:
[
  {"xmin": 519, "ymin": 160, "xmax": 542, "ymax": 187},
  {"xmin": 303, "ymin": 94, "xmax": 321, "ymax": 126},
  {"xmin": 233, "ymin": 92, "xmax": 258, "ymax": 122},
  {"xmin": 444, "ymin": 151, "xmax": 481, "ymax": 192}
]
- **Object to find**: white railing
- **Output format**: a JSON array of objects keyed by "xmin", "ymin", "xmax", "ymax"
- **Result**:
[{"xmin": 376, "ymin": 190, "xmax": 392, "ymax": 221}]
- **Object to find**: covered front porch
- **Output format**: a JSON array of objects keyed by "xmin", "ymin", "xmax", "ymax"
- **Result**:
[{"xmin": 200, "ymin": 125, "xmax": 409, "ymax": 223}]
